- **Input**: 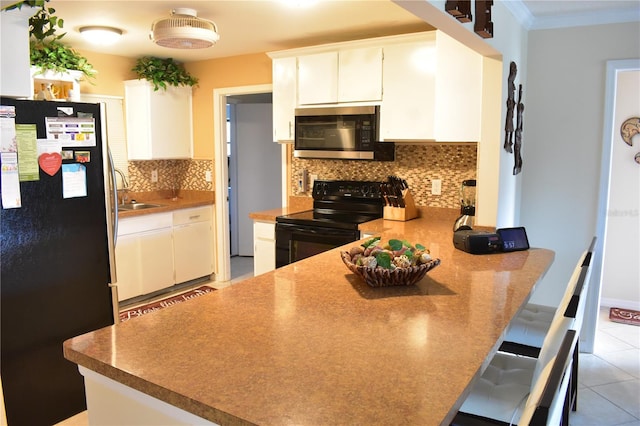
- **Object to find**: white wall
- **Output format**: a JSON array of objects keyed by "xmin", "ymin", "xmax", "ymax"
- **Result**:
[
  {"xmin": 234, "ymin": 103, "xmax": 281, "ymax": 256},
  {"xmin": 601, "ymin": 69, "xmax": 640, "ymax": 308},
  {"xmin": 522, "ymin": 22, "xmax": 640, "ymax": 308},
  {"xmin": 393, "ymin": 0, "xmax": 529, "ymax": 227}
]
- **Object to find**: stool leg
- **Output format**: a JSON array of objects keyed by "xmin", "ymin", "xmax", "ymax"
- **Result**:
[{"xmin": 572, "ymin": 340, "xmax": 579, "ymax": 411}]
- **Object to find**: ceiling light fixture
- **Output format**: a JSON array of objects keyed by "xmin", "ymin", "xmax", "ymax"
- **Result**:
[
  {"xmin": 79, "ymin": 26, "xmax": 123, "ymax": 46},
  {"xmin": 150, "ymin": 8, "xmax": 220, "ymax": 49},
  {"xmin": 281, "ymin": 0, "xmax": 319, "ymax": 8}
]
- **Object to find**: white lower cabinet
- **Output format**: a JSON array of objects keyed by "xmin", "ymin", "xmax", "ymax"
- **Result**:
[
  {"xmin": 173, "ymin": 206, "xmax": 214, "ymax": 284},
  {"xmin": 116, "ymin": 206, "xmax": 214, "ymax": 302},
  {"xmin": 116, "ymin": 213, "xmax": 174, "ymax": 301},
  {"xmin": 253, "ymin": 221, "xmax": 275, "ymax": 276}
]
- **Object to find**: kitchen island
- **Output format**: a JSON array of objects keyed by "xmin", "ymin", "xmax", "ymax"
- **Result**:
[{"xmin": 64, "ymin": 208, "xmax": 554, "ymax": 426}]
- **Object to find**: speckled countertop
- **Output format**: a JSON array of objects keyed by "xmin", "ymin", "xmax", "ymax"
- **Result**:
[
  {"xmin": 64, "ymin": 208, "xmax": 554, "ymax": 426},
  {"xmin": 117, "ymin": 190, "xmax": 214, "ymax": 218},
  {"xmin": 248, "ymin": 196, "xmax": 314, "ymax": 222}
]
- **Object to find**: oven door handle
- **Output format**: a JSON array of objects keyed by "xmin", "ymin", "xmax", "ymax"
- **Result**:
[{"xmin": 277, "ymin": 224, "xmax": 355, "ymax": 236}]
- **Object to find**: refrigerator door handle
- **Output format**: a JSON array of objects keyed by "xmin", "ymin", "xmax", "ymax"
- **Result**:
[{"xmin": 108, "ymin": 148, "xmax": 119, "ymax": 246}]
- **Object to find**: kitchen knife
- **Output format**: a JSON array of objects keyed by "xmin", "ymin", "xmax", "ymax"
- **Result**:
[
  {"xmin": 385, "ymin": 182, "xmax": 398, "ymax": 207},
  {"xmin": 380, "ymin": 183, "xmax": 390, "ymax": 206},
  {"xmin": 389, "ymin": 176, "xmax": 405, "ymax": 207}
]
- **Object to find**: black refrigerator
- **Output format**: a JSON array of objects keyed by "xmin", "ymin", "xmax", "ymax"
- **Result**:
[{"xmin": 0, "ymin": 98, "xmax": 118, "ymax": 425}]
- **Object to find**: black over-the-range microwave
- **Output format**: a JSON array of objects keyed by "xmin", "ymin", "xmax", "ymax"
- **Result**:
[{"xmin": 293, "ymin": 105, "xmax": 395, "ymax": 161}]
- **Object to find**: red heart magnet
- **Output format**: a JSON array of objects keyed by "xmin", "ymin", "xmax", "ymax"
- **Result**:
[{"xmin": 39, "ymin": 152, "xmax": 62, "ymax": 176}]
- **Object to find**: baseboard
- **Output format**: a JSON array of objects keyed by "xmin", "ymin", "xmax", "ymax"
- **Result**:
[{"xmin": 600, "ymin": 298, "xmax": 640, "ymax": 311}]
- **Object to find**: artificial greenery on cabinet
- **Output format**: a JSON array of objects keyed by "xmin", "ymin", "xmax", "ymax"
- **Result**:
[
  {"xmin": 2, "ymin": 0, "xmax": 96, "ymax": 80},
  {"xmin": 131, "ymin": 56, "xmax": 198, "ymax": 91}
]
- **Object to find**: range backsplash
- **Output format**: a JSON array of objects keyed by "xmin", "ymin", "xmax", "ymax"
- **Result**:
[
  {"xmin": 128, "ymin": 159, "xmax": 214, "ymax": 192},
  {"xmin": 291, "ymin": 144, "xmax": 477, "ymax": 209},
  {"xmin": 126, "ymin": 144, "xmax": 476, "ymax": 210}
]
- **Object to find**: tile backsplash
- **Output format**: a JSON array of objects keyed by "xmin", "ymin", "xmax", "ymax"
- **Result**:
[
  {"xmin": 128, "ymin": 159, "xmax": 213, "ymax": 192},
  {"xmin": 125, "ymin": 144, "xmax": 476, "ymax": 210},
  {"xmin": 291, "ymin": 143, "xmax": 477, "ymax": 209}
]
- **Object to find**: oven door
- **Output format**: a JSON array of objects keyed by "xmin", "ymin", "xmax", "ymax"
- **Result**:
[{"xmin": 275, "ymin": 223, "xmax": 359, "ymax": 268}]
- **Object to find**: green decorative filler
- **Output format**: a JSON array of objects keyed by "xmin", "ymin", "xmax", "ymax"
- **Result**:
[
  {"xmin": 131, "ymin": 56, "xmax": 198, "ymax": 91},
  {"xmin": 357, "ymin": 238, "xmax": 431, "ymax": 270},
  {"xmin": 341, "ymin": 237, "xmax": 440, "ymax": 287}
]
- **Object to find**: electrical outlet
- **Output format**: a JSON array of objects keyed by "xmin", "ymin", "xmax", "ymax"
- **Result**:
[
  {"xmin": 431, "ymin": 179, "xmax": 442, "ymax": 195},
  {"xmin": 205, "ymin": 170, "xmax": 212, "ymax": 182},
  {"xmin": 151, "ymin": 170, "xmax": 158, "ymax": 183}
]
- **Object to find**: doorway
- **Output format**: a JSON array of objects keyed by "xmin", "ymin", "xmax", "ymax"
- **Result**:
[
  {"xmin": 585, "ymin": 59, "xmax": 640, "ymax": 352},
  {"xmin": 213, "ymin": 84, "xmax": 286, "ymax": 283}
]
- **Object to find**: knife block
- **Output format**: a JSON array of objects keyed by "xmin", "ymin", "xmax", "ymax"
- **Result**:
[{"xmin": 383, "ymin": 189, "xmax": 419, "ymax": 221}]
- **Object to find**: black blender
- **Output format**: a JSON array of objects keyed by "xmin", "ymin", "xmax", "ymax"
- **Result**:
[{"xmin": 453, "ymin": 179, "xmax": 476, "ymax": 232}]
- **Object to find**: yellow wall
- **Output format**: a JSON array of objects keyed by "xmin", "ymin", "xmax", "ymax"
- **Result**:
[
  {"xmin": 185, "ymin": 53, "xmax": 272, "ymax": 159},
  {"xmin": 76, "ymin": 49, "xmax": 137, "ymax": 97},
  {"xmin": 76, "ymin": 50, "xmax": 272, "ymax": 160}
]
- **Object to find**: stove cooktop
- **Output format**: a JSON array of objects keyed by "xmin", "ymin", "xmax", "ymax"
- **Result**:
[
  {"xmin": 276, "ymin": 209, "xmax": 379, "ymax": 230},
  {"xmin": 276, "ymin": 180, "xmax": 384, "ymax": 230}
]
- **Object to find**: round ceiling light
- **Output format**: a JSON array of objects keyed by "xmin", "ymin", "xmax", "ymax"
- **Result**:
[
  {"xmin": 150, "ymin": 8, "xmax": 219, "ymax": 49},
  {"xmin": 79, "ymin": 26, "xmax": 123, "ymax": 46}
]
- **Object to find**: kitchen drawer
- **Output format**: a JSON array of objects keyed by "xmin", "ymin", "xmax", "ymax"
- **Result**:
[
  {"xmin": 254, "ymin": 220, "xmax": 275, "ymax": 240},
  {"xmin": 173, "ymin": 206, "xmax": 211, "ymax": 226},
  {"xmin": 117, "ymin": 212, "xmax": 172, "ymax": 236}
]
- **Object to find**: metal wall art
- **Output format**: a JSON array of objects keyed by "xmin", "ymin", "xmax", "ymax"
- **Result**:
[
  {"xmin": 620, "ymin": 117, "xmax": 640, "ymax": 164},
  {"xmin": 504, "ymin": 61, "xmax": 525, "ymax": 175}
]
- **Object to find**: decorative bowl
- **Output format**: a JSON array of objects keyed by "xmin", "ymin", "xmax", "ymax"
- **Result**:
[{"xmin": 340, "ymin": 251, "xmax": 441, "ymax": 288}]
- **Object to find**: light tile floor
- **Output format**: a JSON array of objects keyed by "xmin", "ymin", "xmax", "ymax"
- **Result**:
[
  {"xmin": 229, "ymin": 255, "xmax": 255, "ymax": 284},
  {"xmin": 570, "ymin": 307, "xmax": 640, "ymax": 426},
  {"xmin": 57, "ymin": 303, "xmax": 639, "ymax": 425}
]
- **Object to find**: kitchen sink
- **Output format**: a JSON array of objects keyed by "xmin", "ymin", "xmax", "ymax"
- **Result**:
[{"xmin": 118, "ymin": 203, "xmax": 163, "ymax": 211}]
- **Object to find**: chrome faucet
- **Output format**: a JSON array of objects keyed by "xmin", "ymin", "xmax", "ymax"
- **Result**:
[{"xmin": 114, "ymin": 168, "xmax": 129, "ymax": 205}]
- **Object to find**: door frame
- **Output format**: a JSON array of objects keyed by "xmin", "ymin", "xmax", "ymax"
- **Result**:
[
  {"xmin": 583, "ymin": 58, "xmax": 640, "ymax": 352},
  {"xmin": 212, "ymin": 84, "xmax": 277, "ymax": 282}
]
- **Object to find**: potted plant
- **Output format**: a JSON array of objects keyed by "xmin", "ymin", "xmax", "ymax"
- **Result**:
[
  {"xmin": 3, "ymin": 0, "xmax": 96, "ymax": 81},
  {"xmin": 131, "ymin": 56, "xmax": 198, "ymax": 91}
]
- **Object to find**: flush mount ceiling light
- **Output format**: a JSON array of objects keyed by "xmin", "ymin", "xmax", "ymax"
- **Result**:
[
  {"xmin": 150, "ymin": 8, "xmax": 220, "ymax": 49},
  {"xmin": 79, "ymin": 26, "xmax": 123, "ymax": 46}
]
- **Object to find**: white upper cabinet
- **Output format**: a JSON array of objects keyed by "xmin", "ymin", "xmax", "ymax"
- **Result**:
[
  {"xmin": 338, "ymin": 47, "xmax": 383, "ymax": 103},
  {"xmin": 380, "ymin": 37, "xmax": 437, "ymax": 141},
  {"xmin": 380, "ymin": 32, "xmax": 482, "ymax": 143},
  {"xmin": 298, "ymin": 52, "xmax": 339, "ymax": 105},
  {"xmin": 297, "ymin": 47, "xmax": 383, "ymax": 105},
  {"xmin": 1, "ymin": 6, "xmax": 38, "ymax": 98},
  {"xmin": 271, "ymin": 56, "xmax": 297, "ymax": 142},
  {"xmin": 270, "ymin": 31, "xmax": 482, "ymax": 144},
  {"xmin": 124, "ymin": 79, "xmax": 193, "ymax": 160},
  {"xmin": 433, "ymin": 32, "xmax": 482, "ymax": 142}
]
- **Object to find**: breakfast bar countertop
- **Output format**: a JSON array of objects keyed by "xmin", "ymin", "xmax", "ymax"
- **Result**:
[{"xmin": 64, "ymin": 208, "xmax": 554, "ymax": 426}]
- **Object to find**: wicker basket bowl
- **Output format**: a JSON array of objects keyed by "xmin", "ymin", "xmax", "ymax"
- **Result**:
[{"xmin": 340, "ymin": 251, "xmax": 441, "ymax": 288}]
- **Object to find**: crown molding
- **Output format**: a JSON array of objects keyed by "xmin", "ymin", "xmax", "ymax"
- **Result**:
[
  {"xmin": 529, "ymin": 7, "xmax": 640, "ymax": 30},
  {"xmin": 502, "ymin": 0, "xmax": 535, "ymax": 30},
  {"xmin": 502, "ymin": 0, "xmax": 640, "ymax": 31}
]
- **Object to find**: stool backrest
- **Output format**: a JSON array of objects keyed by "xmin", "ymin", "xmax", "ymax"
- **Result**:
[
  {"xmin": 564, "ymin": 236, "xmax": 596, "ymax": 319},
  {"xmin": 518, "ymin": 329, "xmax": 578, "ymax": 425},
  {"xmin": 532, "ymin": 246, "xmax": 588, "ymax": 384}
]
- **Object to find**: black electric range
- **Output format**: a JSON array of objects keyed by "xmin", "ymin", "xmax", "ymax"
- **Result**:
[{"xmin": 275, "ymin": 180, "xmax": 383, "ymax": 267}]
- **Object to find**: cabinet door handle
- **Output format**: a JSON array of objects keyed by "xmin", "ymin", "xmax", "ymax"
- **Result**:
[{"xmin": 189, "ymin": 215, "xmax": 201, "ymax": 220}]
